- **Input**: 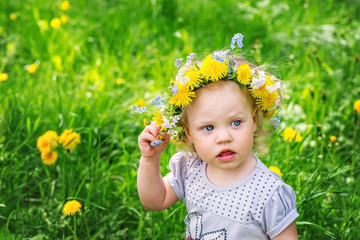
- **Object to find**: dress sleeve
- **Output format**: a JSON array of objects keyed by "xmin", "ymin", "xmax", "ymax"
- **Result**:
[
  {"xmin": 164, "ymin": 152, "xmax": 188, "ymax": 201},
  {"xmin": 261, "ymin": 183, "xmax": 299, "ymax": 239}
]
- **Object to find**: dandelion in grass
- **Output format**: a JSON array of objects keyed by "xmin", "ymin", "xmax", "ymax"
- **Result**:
[
  {"xmin": 41, "ymin": 151, "xmax": 58, "ymax": 165},
  {"xmin": 169, "ymin": 82, "xmax": 196, "ymax": 107},
  {"xmin": 0, "ymin": 73, "xmax": 8, "ymax": 82},
  {"xmin": 50, "ymin": 18, "xmax": 61, "ymax": 29},
  {"xmin": 37, "ymin": 130, "xmax": 59, "ymax": 153},
  {"xmin": 37, "ymin": 20, "xmax": 49, "ymax": 32},
  {"xmin": 282, "ymin": 127, "xmax": 303, "ymax": 143},
  {"xmin": 59, "ymin": 129, "xmax": 80, "ymax": 150},
  {"xmin": 116, "ymin": 78, "xmax": 124, "ymax": 85},
  {"xmin": 26, "ymin": 63, "xmax": 38, "ymax": 74},
  {"xmin": 354, "ymin": 99, "xmax": 360, "ymax": 113},
  {"xmin": 61, "ymin": 1, "xmax": 70, "ymax": 11},
  {"xmin": 269, "ymin": 166, "xmax": 283, "ymax": 177},
  {"xmin": 330, "ymin": 136, "xmax": 337, "ymax": 143},
  {"xmin": 236, "ymin": 63, "xmax": 252, "ymax": 85},
  {"xmin": 63, "ymin": 200, "xmax": 82, "ymax": 216},
  {"xmin": 9, "ymin": 13, "xmax": 18, "ymax": 20},
  {"xmin": 200, "ymin": 55, "xmax": 229, "ymax": 81},
  {"xmin": 60, "ymin": 15, "xmax": 68, "ymax": 24},
  {"xmin": 137, "ymin": 99, "xmax": 146, "ymax": 107}
]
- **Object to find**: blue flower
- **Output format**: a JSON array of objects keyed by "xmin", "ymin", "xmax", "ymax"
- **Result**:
[
  {"xmin": 151, "ymin": 95, "xmax": 166, "ymax": 106},
  {"xmin": 132, "ymin": 106, "xmax": 147, "ymax": 113},
  {"xmin": 270, "ymin": 115, "xmax": 281, "ymax": 128},
  {"xmin": 186, "ymin": 53, "xmax": 196, "ymax": 61},
  {"xmin": 175, "ymin": 58, "xmax": 183, "ymax": 67},
  {"xmin": 212, "ymin": 51, "xmax": 229, "ymax": 63},
  {"xmin": 231, "ymin": 33, "xmax": 244, "ymax": 49},
  {"xmin": 150, "ymin": 140, "xmax": 163, "ymax": 146},
  {"xmin": 169, "ymin": 84, "xmax": 178, "ymax": 95}
]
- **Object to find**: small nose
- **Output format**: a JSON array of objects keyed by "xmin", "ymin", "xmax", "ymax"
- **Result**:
[{"xmin": 216, "ymin": 128, "xmax": 232, "ymax": 144}]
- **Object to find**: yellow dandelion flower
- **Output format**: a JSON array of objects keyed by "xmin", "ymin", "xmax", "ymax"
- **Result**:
[
  {"xmin": 330, "ymin": 136, "xmax": 337, "ymax": 143},
  {"xmin": 169, "ymin": 82, "xmax": 196, "ymax": 107},
  {"xmin": 152, "ymin": 109, "xmax": 164, "ymax": 126},
  {"xmin": 184, "ymin": 69, "xmax": 202, "ymax": 89},
  {"xmin": 0, "ymin": 73, "xmax": 8, "ymax": 82},
  {"xmin": 137, "ymin": 99, "xmax": 146, "ymax": 107},
  {"xmin": 116, "ymin": 78, "xmax": 124, "ymax": 85},
  {"xmin": 63, "ymin": 200, "xmax": 82, "ymax": 216},
  {"xmin": 50, "ymin": 18, "xmax": 61, "ymax": 29},
  {"xmin": 41, "ymin": 150, "xmax": 58, "ymax": 165},
  {"xmin": 282, "ymin": 127, "xmax": 303, "ymax": 143},
  {"xmin": 200, "ymin": 55, "xmax": 229, "ymax": 81},
  {"xmin": 37, "ymin": 19, "xmax": 49, "ymax": 32},
  {"xmin": 59, "ymin": 129, "xmax": 80, "ymax": 150},
  {"xmin": 269, "ymin": 166, "xmax": 283, "ymax": 177},
  {"xmin": 27, "ymin": 63, "xmax": 38, "ymax": 74},
  {"xmin": 7, "ymin": 42, "xmax": 16, "ymax": 56},
  {"xmin": 36, "ymin": 130, "xmax": 59, "ymax": 153},
  {"xmin": 258, "ymin": 92, "xmax": 278, "ymax": 111},
  {"xmin": 236, "ymin": 63, "xmax": 252, "ymax": 85},
  {"xmin": 265, "ymin": 109, "xmax": 276, "ymax": 119},
  {"xmin": 249, "ymin": 75, "xmax": 274, "ymax": 99},
  {"xmin": 143, "ymin": 118, "xmax": 149, "ymax": 127},
  {"xmin": 9, "ymin": 13, "xmax": 18, "ymax": 20},
  {"xmin": 61, "ymin": 1, "xmax": 70, "ymax": 11},
  {"xmin": 60, "ymin": 15, "xmax": 68, "ymax": 24},
  {"xmin": 354, "ymin": 99, "xmax": 360, "ymax": 113}
]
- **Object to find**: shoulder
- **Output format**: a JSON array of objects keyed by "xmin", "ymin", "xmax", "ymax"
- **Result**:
[
  {"xmin": 168, "ymin": 152, "xmax": 201, "ymax": 171},
  {"xmin": 255, "ymin": 157, "xmax": 284, "ymax": 183},
  {"xmin": 250, "ymin": 158, "xmax": 285, "ymax": 195},
  {"xmin": 253, "ymin": 158, "xmax": 298, "ymax": 238}
]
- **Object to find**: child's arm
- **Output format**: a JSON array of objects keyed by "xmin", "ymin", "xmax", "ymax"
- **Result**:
[
  {"xmin": 137, "ymin": 122, "xmax": 179, "ymax": 210},
  {"xmin": 271, "ymin": 221, "xmax": 298, "ymax": 240}
]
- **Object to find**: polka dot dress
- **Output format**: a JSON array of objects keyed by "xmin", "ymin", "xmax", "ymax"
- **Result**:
[
  {"xmin": 165, "ymin": 152, "xmax": 299, "ymax": 239},
  {"xmin": 184, "ymin": 155, "xmax": 282, "ymax": 224}
]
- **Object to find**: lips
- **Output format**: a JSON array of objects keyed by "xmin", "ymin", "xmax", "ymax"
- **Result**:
[{"xmin": 217, "ymin": 150, "xmax": 236, "ymax": 162}]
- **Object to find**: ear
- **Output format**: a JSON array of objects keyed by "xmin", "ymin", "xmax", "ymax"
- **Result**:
[
  {"xmin": 184, "ymin": 126, "xmax": 193, "ymax": 144},
  {"xmin": 252, "ymin": 106, "xmax": 258, "ymax": 132}
]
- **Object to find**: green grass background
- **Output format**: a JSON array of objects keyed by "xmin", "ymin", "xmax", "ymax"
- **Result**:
[{"xmin": 1, "ymin": 0, "xmax": 360, "ymax": 239}]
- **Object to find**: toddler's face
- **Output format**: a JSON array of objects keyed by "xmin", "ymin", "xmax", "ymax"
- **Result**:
[{"xmin": 185, "ymin": 81, "xmax": 257, "ymax": 173}]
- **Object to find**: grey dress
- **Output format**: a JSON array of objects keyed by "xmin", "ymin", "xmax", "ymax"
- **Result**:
[{"xmin": 165, "ymin": 152, "xmax": 299, "ymax": 239}]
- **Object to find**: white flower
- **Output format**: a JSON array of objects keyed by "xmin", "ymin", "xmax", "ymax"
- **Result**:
[
  {"xmin": 266, "ymin": 82, "xmax": 281, "ymax": 93},
  {"xmin": 168, "ymin": 130, "xmax": 179, "ymax": 139},
  {"xmin": 178, "ymin": 76, "xmax": 190, "ymax": 85},
  {"xmin": 250, "ymin": 77, "xmax": 265, "ymax": 89},
  {"xmin": 250, "ymin": 71, "xmax": 266, "ymax": 89}
]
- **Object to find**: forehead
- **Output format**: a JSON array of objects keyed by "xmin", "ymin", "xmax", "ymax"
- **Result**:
[
  {"xmin": 192, "ymin": 80, "xmax": 251, "ymax": 106},
  {"xmin": 185, "ymin": 80, "xmax": 254, "ymax": 116}
]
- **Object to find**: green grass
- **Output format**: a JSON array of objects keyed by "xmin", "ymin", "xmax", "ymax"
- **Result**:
[{"xmin": 1, "ymin": 0, "xmax": 360, "ymax": 239}]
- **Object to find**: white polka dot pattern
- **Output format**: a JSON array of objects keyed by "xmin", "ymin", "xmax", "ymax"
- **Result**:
[{"xmin": 183, "ymin": 155, "xmax": 283, "ymax": 224}]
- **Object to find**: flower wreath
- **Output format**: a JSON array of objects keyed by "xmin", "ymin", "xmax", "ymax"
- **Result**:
[{"xmin": 134, "ymin": 33, "xmax": 282, "ymax": 146}]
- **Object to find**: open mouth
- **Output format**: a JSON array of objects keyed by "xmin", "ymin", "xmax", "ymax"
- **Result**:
[{"xmin": 217, "ymin": 151, "xmax": 236, "ymax": 161}]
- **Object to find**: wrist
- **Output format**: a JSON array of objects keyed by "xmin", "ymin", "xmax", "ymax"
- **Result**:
[{"xmin": 140, "ymin": 155, "xmax": 161, "ymax": 164}]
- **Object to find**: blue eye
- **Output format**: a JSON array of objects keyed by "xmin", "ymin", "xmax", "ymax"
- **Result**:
[
  {"xmin": 204, "ymin": 125, "xmax": 214, "ymax": 131},
  {"xmin": 231, "ymin": 120, "xmax": 241, "ymax": 127}
]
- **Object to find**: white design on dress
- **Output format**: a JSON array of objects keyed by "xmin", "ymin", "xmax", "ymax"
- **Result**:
[{"xmin": 185, "ymin": 212, "xmax": 227, "ymax": 240}]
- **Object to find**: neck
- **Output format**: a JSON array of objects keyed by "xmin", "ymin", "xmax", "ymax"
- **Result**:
[{"xmin": 205, "ymin": 154, "xmax": 257, "ymax": 187}]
